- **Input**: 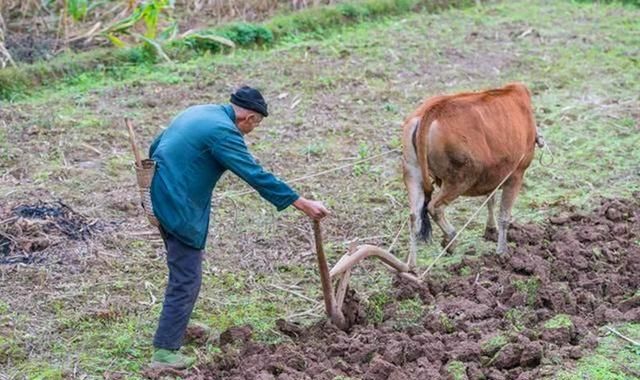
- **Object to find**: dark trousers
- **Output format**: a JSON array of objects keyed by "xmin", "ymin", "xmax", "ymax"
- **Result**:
[{"xmin": 153, "ymin": 230, "xmax": 203, "ymax": 350}]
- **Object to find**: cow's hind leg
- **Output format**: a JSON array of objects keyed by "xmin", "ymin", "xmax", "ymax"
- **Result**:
[
  {"xmin": 483, "ymin": 194, "xmax": 498, "ymax": 242},
  {"xmin": 497, "ymin": 174, "xmax": 524, "ymax": 255},
  {"xmin": 427, "ymin": 182, "xmax": 464, "ymax": 253},
  {"xmin": 403, "ymin": 159, "xmax": 428, "ymax": 269}
]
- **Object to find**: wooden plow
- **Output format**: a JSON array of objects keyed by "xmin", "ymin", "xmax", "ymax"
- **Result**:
[
  {"xmin": 312, "ymin": 220, "xmax": 421, "ymax": 330},
  {"xmin": 310, "ymin": 159, "xmax": 524, "ymax": 330}
]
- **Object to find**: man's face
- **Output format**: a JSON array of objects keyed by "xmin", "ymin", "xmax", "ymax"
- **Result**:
[{"xmin": 237, "ymin": 112, "xmax": 263, "ymax": 135}]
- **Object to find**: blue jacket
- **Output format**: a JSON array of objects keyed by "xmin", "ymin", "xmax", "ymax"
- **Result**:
[{"xmin": 149, "ymin": 104, "xmax": 299, "ymax": 249}]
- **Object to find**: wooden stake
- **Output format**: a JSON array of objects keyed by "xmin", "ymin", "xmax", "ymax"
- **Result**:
[{"xmin": 124, "ymin": 118, "xmax": 142, "ymax": 167}]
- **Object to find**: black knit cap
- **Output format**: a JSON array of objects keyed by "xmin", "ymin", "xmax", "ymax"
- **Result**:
[{"xmin": 230, "ymin": 86, "xmax": 269, "ymax": 117}]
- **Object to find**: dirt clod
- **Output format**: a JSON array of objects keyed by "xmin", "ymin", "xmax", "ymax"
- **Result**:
[
  {"xmin": 519, "ymin": 341, "xmax": 543, "ymax": 367},
  {"xmin": 184, "ymin": 324, "xmax": 210, "ymax": 346},
  {"xmin": 491, "ymin": 343, "xmax": 523, "ymax": 370},
  {"xmin": 340, "ymin": 287, "xmax": 367, "ymax": 329},
  {"xmin": 219, "ymin": 326, "xmax": 253, "ymax": 347},
  {"xmin": 276, "ymin": 319, "xmax": 305, "ymax": 339}
]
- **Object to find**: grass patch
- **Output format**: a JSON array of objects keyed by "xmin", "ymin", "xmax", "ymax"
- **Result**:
[
  {"xmin": 13, "ymin": 363, "xmax": 65, "ymax": 380},
  {"xmin": 446, "ymin": 360, "xmax": 467, "ymax": 380},
  {"xmin": 505, "ymin": 308, "xmax": 528, "ymax": 332},
  {"xmin": 557, "ymin": 324, "xmax": 640, "ymax": 380},
  {"xmin": 512, "ymin": 277, "xmax": 540, "ymax": 306},
  {"xmin": 439, "ymin": 312, "xmax": 456, "ymax": 333},
  {"xmin": 0, "ymin": 0, "xmax": 474, "ymax": 101},
  {"xmin": 574, "ymin": 0, "xmax": 639, "ymax": 6},
  {"xmin": 393, "ymin": 297, "xmax": 424, "ymax": 329},
  {"xmin": 0, "ymin": 335, "xmax": 27, "ymax": 366},
  {"xmin": 0, "ymin": 48, "xmax": 151, "ymax": 101},
  {"xmin": 204, "ymin": 300, "xmax": 283, "ymax": 343},
  {"xmin": 267, "ymin": 0, "xmax": 472, "ymax": 39},
  {"xmin": 365, "ymin": 292, "xmax": 392, "ymax": 324},
  {"xmin": 481, "ymin": 334, "xmax": 509, "ymax": 356},
  {"xmin": 544, "ymin": 314, "xmax": 574, "ymax": 330}
]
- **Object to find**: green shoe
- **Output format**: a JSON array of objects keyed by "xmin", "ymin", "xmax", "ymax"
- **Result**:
[{"xmin": 150, "ymin": 348, "xmax": 196, "ymax": 369}]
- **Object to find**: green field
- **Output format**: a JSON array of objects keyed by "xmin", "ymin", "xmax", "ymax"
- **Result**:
[{"xmin": 0, "ymin": 0, "xmax": 639, "ymax": 378}]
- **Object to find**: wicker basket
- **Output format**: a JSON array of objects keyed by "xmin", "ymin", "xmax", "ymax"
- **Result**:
[{"xmin": 135, "ymin": 159, "xmax": 160, "ymax": 227}]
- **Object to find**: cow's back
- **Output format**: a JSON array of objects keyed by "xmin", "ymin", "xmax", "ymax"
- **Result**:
[{"xmin": 419, "ymin": 83, "xmax": 537, "ymax": 196}]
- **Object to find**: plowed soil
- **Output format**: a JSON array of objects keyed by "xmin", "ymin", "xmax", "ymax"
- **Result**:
[{"xmin": 146, "ymin": 198, "xmax": 639, "ymax": 380}]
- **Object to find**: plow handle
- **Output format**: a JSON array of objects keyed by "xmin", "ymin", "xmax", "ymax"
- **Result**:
[
  {"xmin": 313, "ymin": 220, "xmax": 334, "ymax": 316},
  {"xmin": 312, "ymin": 220, "xmax": 347, "ymax": 329}
]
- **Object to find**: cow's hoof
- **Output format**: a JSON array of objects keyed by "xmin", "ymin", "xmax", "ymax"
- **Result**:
[
  {"xmin": 496, "ymin": 245, "xmax": 509, "ymax": 255},
  {"xmin": 441, "ymin": 237, "xmax": 457, "ymax": 253},
  {"xmin": 483, "ymin": 227, "xmax": 498, "ymax": 242}
]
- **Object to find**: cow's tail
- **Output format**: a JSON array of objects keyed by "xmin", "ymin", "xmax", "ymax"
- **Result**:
[
  {"xmin": 412, "ymin": 115, "xmax": 435, "ymax": 242},
  {"xmin": 419, "ymin": 192, "xmax": 432, "ymax": 242}
]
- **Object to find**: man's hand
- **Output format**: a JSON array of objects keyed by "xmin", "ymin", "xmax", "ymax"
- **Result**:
[{"xmin": 293, "ymin": 197, "xmax": 330, "ymax": 220}]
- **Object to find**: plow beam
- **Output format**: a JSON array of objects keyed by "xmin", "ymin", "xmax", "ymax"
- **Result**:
[{"xmin": 330, "ymin": 244, "xmax": 410, "ymax": 278}]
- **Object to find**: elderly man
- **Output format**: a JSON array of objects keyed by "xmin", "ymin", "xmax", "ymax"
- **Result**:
[{"xmin": 148, "ymin": 86, "xmax": 329, "ymax": 369}]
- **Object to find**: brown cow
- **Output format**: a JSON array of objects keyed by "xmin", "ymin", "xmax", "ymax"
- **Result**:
[{"xmin": 401, "ymin": 83, "xmax": 542, "ymax": 266}]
